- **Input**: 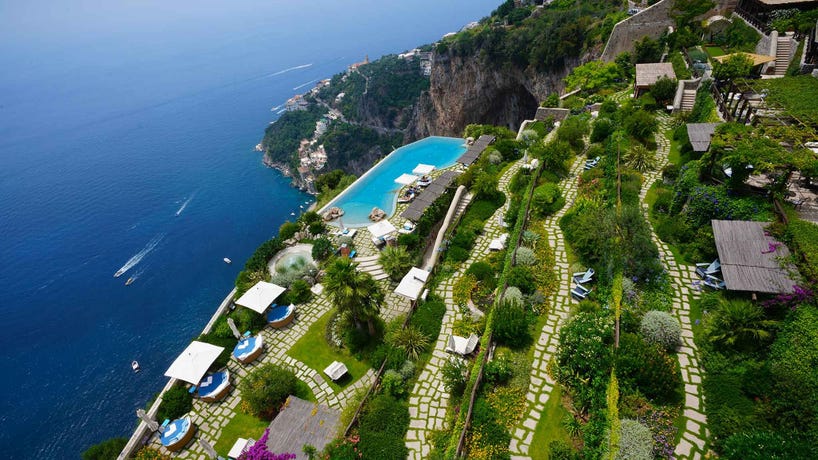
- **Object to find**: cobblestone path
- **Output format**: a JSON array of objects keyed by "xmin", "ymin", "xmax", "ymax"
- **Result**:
[
  {"xmin": 406, "ymin": 160, "xmax": 521, "ymax": 460},
  {"xmin": 644, "ymin": 115, "xmax": 709, "ymax": 459},
  {"xmin": 508, "ymin": 157, "xmax": 584, "ymax": 458}
]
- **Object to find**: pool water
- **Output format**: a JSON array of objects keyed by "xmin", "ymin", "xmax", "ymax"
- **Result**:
[{"xmin": 322, "ymin": 136, "xmax": 466, "ymax": 227}]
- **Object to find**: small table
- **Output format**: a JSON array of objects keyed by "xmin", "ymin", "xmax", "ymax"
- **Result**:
[
  {"xmin": 228, "ymin": 437, "xmax": 253, "ymax": 460},
  {"xmin": 324, "ymin": 361, "xmax": 349, "ymax": 381}
]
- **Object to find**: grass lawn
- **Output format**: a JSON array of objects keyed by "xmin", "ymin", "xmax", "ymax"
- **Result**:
[
  {"xmin": 287, "ymin": 308, "xmax": 370, "ymax": 392},
  {"xmin": 666, "ymin": 129, "xmax": 681, "ymax": 166},
  {"xmin": 704, "ymin": 46, "xmax": 726, "ymax": 58},
  {"xmin": 214, "ymin": 412, "xmax": 268, "ymax": 457},
  {"xmin": 530, "ymin": 385, "xmax": 572, "ymax": 460}
]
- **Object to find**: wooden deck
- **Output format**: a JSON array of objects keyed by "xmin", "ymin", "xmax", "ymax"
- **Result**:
[{"xmin": 265, "ymin": 396, "xmax": 341, "ymax": 459}]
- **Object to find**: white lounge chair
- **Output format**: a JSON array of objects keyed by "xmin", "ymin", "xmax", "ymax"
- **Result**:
[
  {"xmin": 445, "ymin": 334, "xmax": 479, "ymax": 355},
  {"xmin": 572, "ymin": 268, "xmax": 595, "ymax": 285},
  {"xmin": 695, "ymin": 259, "xmax": 720, "ymax": 279},
  {"xmin": 323, "ymin": 361, "xmax": 348, "ymax": 381},
  {"xmin": 571, "ymin": 284, "xmax": 592, "ymax": 300},
  {"xmin": 703, "ymin": 275, "xmax": 726, "ymax": 290}
]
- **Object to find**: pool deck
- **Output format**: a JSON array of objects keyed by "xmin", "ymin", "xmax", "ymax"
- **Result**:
[{"xmin": 319, "ymin": 136, "xmax": 466, "ymax": 227}]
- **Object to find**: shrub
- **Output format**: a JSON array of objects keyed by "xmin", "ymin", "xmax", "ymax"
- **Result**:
[
  {"xmin": 502, "ymin": 286, "xmax": 524, "ymax": 306},
  {"xmin": 446, "ymin": 245, "xmax": 470, "ymax": 263},
  {"xmin": 488, "ymin": 151, "xmax": 502, "ymax": 164},
  {"xmin": 307, "ymin": 221, "xmax": 325, "ymax": 235},
  {"xmin": 532, "ymin": 183, "xmax": 564, "ymax": 216},
  {"xmin": 381, "ymin": 370, "xmax": 406, "ymax": 398},
  {"xmin": 557, "ymin": 312, "xmax": 614, "ymax": 411},
  {"xmin": 397, "ymin": 232, "xmax": 420, "ymax": 251},
  {"xmin": 640, "ymin": 311, "xmax": 682, "ymax": 351},
  {"xmin": 522, "ymin": 230, "xmax": 541, "ymax": 247},
  {"xmin": 229, "ymin": 305, "xmax": 266, "ymax": 333},
  {"xmin": 591, "ymin": 118, "xmax": 615, "ymax": 143},
  {"xmin": 442, "ymin": 358, "xmax": 469, "ymax": 396},
  {"xmin": 615, "ymin": 419, "xmax": 653, "ymax": 460},
  {"xmin": 616, "ymin": 333, "xmax": 682, "ymax": 404},
  {"xmin": 311, "ymin": 237, "xmax": 333, "ymax": 261},
  {"xmin": 82, "ymin": 438, "xmax": 127, "ymax": 460},
  {"xmin": 624, "ymin": 110, "xmax": 658, "ymax": 142},
  {"xmin": 466, "ymin": 261, "xmax": 495, "ymax": 282},
  {"xmin": 557, "ymin": 117, "xmax": 590, "ymax": 152},
  {"xmin": 388, "ymin": 326, "xmax": 430, "ymax": 360},
  {"xmin": 278, "ymin": 221, "xmax": 300, "ymax": 241},
  {"xmin": 507, "ymin": 266, "xmax": 536, "ymax": 294},
  {"xmin": 240, "ymin": 364, "xmax": 299, "ymax": 419},
  {"xmin": 493, "ymin": 300, "xmax": 532, "ymax": 349},
  {"xmin": 514, "ymin": 247, "xmax": 537, "ymax": 266},
  {"xmin": 157, "ymin": 385, "xmax": 192, "ymax": 422},
  {"xmin": 357, "ymin": 394, "xmax": 409, "ymax": 460},
  {"xmin": 484, "ymin": 354, "xmax": 513, "ymax": 384}
]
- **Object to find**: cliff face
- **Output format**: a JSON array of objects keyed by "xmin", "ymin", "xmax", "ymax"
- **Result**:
[{"xmin": 406, "ymin": 51, "xmax": 583, "ymax": 139}]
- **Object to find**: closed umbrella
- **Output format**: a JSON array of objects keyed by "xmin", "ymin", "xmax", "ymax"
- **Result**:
[
  {"xmin": 199, "ymin": 437, "xmax": 218, "ymax": 459},
  {"xmin": 227, "ymin": 317, "xmax": 242, "ymax": 339},
  {"xmin": 136, "ymin": 409, "xmax": 159, "ymax": 432}
]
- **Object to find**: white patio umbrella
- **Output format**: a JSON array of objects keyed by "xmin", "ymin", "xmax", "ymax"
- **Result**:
[
  {"xmin": 198, "ymin": 437, "xmax": 218, "ymax": 459},
  {"xmin": 227, "ymin": 317, "xmax": 242, "ymax": 339},
  {"xmin": 136, "ymin": 409, "xmax": 159, "ymax": 432}
]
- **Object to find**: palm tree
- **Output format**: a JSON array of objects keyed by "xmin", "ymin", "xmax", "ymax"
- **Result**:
[
  {"xmin": 379, "ymin": 246, "xmax": 413, "ymax": 281},
  {"xmin": 624, "ymin": 144, "xmax": 657, "ymax": 172},
  {"xmin": 705, "ymin": 298, "xmax": 777, "ymax": 349},
  {"xmin": 323, "ymin": 257, "xmax": 384, "ymax": 336}
]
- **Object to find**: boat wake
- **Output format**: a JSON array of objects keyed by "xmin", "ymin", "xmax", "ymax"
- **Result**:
[
  {"xmin": 270, "ymin": 104, "xmax": 282, "ymax": 112},
  {"xmin": 293, "ymin": 79, "xmax": 318, "ymax": 91},
  {"xmin": 175, "ymin": 192, "xmax": 196, "ymax": 216},
  {"xmin": 276, "ymin": 108, "xmax": 286, "ymax": 114},
  {"xmin": 114, "ymin": 233, "xmax": 165, "ymax": 277},
  {"xmin": 266, "ymin": 63, "xmax": 312, "ymax": 78}
]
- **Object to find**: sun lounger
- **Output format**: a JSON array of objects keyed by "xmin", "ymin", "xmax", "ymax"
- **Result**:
[
  {"xmin": 703, "ymin": 274, "xmax": 725, "ymax": 290},
  {"xmin": 571, "ymin": 283, "xmax": 592, "ymax": 300},
  {"xmin": 324, "ymin": 361, "xmax": 348, "ymax": 381},
  {"xmin": 572, "ymin": 268, "xmax": 595, "ymax": 285},
  {"xmin": 445, "ymin": 334, "xmax": 479, "ymax": 355},
  {"xmin": 695, "ymin": 259, "xmax": 720, "ymax": 278}
]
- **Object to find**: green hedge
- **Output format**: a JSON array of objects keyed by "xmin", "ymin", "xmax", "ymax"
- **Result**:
[{"xmin": 358, "ymin": 394, "xmax": 410, "ymax": 459}]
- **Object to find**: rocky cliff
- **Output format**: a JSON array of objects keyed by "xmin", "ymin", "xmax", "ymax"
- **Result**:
[{"xmin": 406, "ymin": 50, "xmax": 583, "ymax": 138}]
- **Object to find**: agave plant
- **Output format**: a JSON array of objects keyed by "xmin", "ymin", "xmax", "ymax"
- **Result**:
[{"xmin": 624, "ymin": 144, "xmax": 657, "ymax": 172}]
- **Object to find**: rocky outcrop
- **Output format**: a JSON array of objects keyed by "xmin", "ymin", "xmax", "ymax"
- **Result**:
[{"xmin": 406, "ymin": 51, "xmax": 582, "ymax": 139}]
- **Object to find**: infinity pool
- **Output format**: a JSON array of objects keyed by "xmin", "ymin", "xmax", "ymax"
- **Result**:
[{"xmin": 321, "ymin": 136, "xmax": 466, "ymax": 227}]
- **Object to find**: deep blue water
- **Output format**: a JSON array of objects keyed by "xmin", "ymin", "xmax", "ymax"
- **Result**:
[
  {"xmin": 0, "ymin": 1, "xmax": 498, "ymax": 458},
  {"xmin": 324, "ymin": 136, "xmax": 467, "ymax": 226}
]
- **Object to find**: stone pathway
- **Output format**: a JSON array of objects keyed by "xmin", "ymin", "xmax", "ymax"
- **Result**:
[
  {"xmin": 146, "ymin": 280, "xmax": 376, "ymax": 458},
  {"xmin": 508, "ymin": 155, "xmax": 584, "ymax": 458},
  {"xmin": 641, "ymin": 115, "xmax": 709, "ymax": 459},
  {"xmin": 406, "ymin": 160, "xmax": 521, "ymax": 460}
]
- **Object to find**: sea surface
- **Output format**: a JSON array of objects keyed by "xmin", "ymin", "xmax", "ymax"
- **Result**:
[
  {"xmin": 324, "ymin": 136, "xmax": 467, "ymax": 227},
  {"xmin": 0, "ymin": 1, "xmax": 498, "ymax": 457}
]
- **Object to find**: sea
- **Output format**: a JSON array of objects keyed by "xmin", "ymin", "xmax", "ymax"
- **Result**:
[{"xmin": 0, "ymin": 1, "xmax": 498, "ymax": 458}]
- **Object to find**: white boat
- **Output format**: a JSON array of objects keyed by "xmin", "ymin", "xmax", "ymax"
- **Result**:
[
  {"xmin": 223, "ymin": 258, "xmax": 232, "ymax": 264},
  {"xmin": 114, "ymin": 268, "xmax": 126, "ymax": 278},
  {"xmin": 125, "ymin": 277, "xmax": 135, "ymax": 286},
  {"xmin": 132, "ymin": 361, "xmax": 140, "ymax": 372}
]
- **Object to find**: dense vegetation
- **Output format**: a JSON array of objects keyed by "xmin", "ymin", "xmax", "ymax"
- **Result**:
[
  {"xmin": 318, "ymin": 122, "xmax": 403, "ymax": 172},
  {"xmin": 438, "ymin": 0, "xmax": 623, "ymax": 71},
  {"xmin": 261, "ymin": 105, "xmax": 326, "ymax": 164}
]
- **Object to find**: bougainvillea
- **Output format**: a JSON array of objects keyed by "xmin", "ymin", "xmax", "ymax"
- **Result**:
[{"xmin": 238, "ymin": 429, "xmax": 296, "ymax": 460}]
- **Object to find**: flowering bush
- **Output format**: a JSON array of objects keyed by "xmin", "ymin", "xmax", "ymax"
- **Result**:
[
  {"xmin": 556, "ymin": 312, "xmax": 615, "ymax": 411},
  {"xmin": 238, "ymin": 429, "xmax": 296, "ymax": 460},
  {"xmin": 640, "ymin": 311, "xmax": 682, "ymax": 351}
]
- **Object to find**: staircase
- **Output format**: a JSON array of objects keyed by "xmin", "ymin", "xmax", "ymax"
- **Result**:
[
  {"xmin": 355, "ymin": 254, "xmax": 389, "ymax": 281},
  {"xmin": 680, "ymin": 88, "xmax": 697, "ymax": 112},
  {"xmin": 774, "ymin": 36, "xmax": 793, "ymax": 76}
]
